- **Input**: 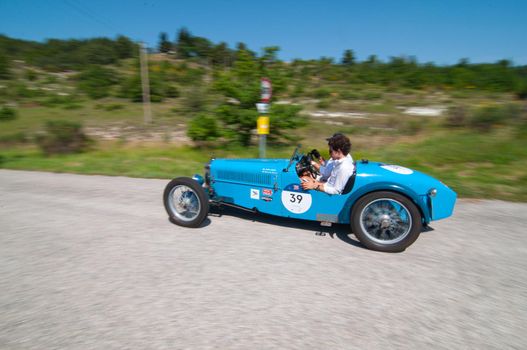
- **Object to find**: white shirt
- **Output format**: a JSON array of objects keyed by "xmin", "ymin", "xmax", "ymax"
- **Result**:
[{"xmin": 318, "ymin": 154, "xmax": 355, "ymax": 195}]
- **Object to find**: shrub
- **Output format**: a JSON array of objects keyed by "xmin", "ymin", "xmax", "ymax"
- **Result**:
[
  {"xmin": 165, "ymin": 85, "xmax": 180, "ymax": 98},
  {"xmin": 469, "ymin": 107, "xmax": 501, "ymax": 132},
  {"xmin": 104, "ymin": 103, "xmax": 124, "ymax": 111},
  {"xmin": 363, "ymin": 91, "xmax": 383, "ymax": 100},
  {"xmin": 0, "ymin": 106, "xmax": 17, "ymax": 121},
  {"xmin": 290, "ymin": 84, "xmax": 305, "ymax": 98},
  {"xmin": 77, "ymin": 66, "xmax": 120, "ymax": 99},
  {"xmin": 340, "ymin": 90, "xmax": 360, "ymax": 100},
  {"xmin": 316, "ymin": 99, "xmax": 330, "ymax": 109},
  {"xmin": 0, "ymin": 54, "xmax": 10, "ymax": 80},
  {"xmin": 26, "ymin": 69, "xmax": 38, "ymax": 81},
  {"xmin": 181, "ymin": 87, "xmax": 207, "ymax": 113},
  {"xmin": 12, "ymin": 82, "xmax": 42, "ymax": 99},
  {"xmin": 401, "ymin": 119, "xmax": 424, "ymax": 135},
  {"xmin": 311, "ymin": 87, "xmax": 332, "ymax": 99},
  {"xmin": 41, "ymin": 94, "xmax": 79, "ymax": 108},
  {"xmin": 187, "ymin": 114, "xmax": 220, "ymax": 142},
  {"xmin": 36, "ymin": 120, "xmax": 92, "ymax": 155},
  {"xmin": 515, "ymin": 81, "xmax": 527, "ymax": 100},
  {"xmin": 119, "ymin": 74, "xmax": 165, "ymax": 102},
  {"xmin": 444, "ymin": 106, "xmax": 467, "ymax": 127},
  {"xmin": 0, "ymin": 132, "xmax": 27, "ymax": 144},
  {"xmin": 468, "ymin": 104, "xmax": 521, "ymax": 132}
]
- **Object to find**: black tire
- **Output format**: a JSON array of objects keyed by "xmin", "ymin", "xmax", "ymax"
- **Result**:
[
  {"xmin": 351, "ymin": 191, "xmax": 422, "ymax": 252},
  {"xmin": 163, "ymin": 177, "xmax": 209, "ymax": 228}
]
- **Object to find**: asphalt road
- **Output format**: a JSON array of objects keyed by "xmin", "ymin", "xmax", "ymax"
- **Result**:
[{"xmin": 1, "ymin": 169, "xmax": 526, "ymax": 349}]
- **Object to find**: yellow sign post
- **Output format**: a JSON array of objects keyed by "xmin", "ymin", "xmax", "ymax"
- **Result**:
[{"xmin": 257, "ymin": 116, "xmax": 270, "ymax": 135}]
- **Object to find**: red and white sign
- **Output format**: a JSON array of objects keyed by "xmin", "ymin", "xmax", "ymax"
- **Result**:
[
  {"xmin": 263, "ymin": 189, "xmax": 273, "ymax": 196},
  {"xmin": 261, "ymin": 78, "xmax": 272, "ymax": 103}
]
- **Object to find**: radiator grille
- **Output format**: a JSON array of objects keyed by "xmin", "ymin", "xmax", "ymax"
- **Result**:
[{"xmin": 216, "ymin": 170, "xmax": 273, "ymax": 186}]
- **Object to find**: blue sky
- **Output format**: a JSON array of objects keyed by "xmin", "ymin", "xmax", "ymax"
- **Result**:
[{"xmin": 1, "ymin": 0, "xmax": 526, "ymax": 65}]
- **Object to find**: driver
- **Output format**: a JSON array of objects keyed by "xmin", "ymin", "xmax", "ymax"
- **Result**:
[{"xmin": 301, "ymin": 133, "xmax": 355, "ymax": 194}]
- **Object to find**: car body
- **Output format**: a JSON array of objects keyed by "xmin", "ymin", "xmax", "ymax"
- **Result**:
[{"xmin": 164, "ymin": 148, "xmax": 457, "ymax": 252}]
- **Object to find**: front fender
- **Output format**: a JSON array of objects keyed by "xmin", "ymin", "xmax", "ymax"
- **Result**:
[{"xmin": 342, "ymin": 181, "xmax": 432, "ymax": 224}]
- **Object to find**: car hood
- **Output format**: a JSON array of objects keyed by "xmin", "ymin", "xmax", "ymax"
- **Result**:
[{"xmin": 209, "ymin": 158, "xmax": 290, "ymax": 187}]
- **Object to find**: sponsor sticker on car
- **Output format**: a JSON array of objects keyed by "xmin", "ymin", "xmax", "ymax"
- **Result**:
[
  {"xmin": 263, "ymin": 189, "xmax": 273, "ymax": 196},
  {"xmin": 250, "ymin": 188, "xmax": 260, "ymax": 200}
]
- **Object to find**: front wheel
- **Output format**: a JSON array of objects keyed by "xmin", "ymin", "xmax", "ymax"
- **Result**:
[
  {"xmin": 351, "ymin": 191, "xmax": 422, "ymax": 252},
  {"xmin": 164, "ymin": 177, "xmax": 209, "ymax": 228}
]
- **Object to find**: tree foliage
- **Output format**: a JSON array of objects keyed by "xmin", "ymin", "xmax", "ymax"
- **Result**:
[
  {"xmin": 76, "ymin": 65, "xmax": 120, "ymax": 99},
  {"xmin": 0, "ymin": 34, "xmax": 136, "ymax": 71},
  {"xmin": 192, "ymin": 47, "xmax": 303, "ymax": 146},
  {"xmin": 341, "ymin": 49, "xmax": 355, "ymax": 66},
  {"xmin": 158, "ymin": 32, "xmax": 171, "ymax": 53}
]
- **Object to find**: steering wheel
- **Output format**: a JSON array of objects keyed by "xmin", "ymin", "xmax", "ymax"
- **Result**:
[{"xmin": 295, "ymin": 152, "xmax": 320, "ymax": 178}]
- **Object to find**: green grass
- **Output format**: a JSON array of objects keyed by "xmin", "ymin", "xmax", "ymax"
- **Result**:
[
  {"xmin": 2, "ymin": 128, "xmax": 526, "ymax": 201},
  {"xmin": 0, "ymin": 144, "xmax": 293, "ymax": 179},
  {"xmin": 358, "ymin": 128, "xmax": 527, "ymax": 201}
]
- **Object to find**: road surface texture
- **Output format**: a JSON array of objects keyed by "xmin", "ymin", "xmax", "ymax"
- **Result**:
[{"xmin": 1, "ymin": 169, "xmax": 526, "ymax": 349}]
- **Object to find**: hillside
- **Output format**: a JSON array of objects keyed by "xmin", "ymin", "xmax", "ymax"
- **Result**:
[{"xmin": 0, "ymin": 33, "xmax": 526, "ymax": 200}]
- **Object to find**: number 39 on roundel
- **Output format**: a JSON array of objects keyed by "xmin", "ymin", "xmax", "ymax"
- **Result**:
[{"xmin": 281, "ymin": 190, "xmax": 312, "ymax": 214}]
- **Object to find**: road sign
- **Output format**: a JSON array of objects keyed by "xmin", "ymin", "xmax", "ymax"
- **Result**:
[
  {"xmin": 256, "ymin": 103, "xmax": 269, "ymax": 114},
  {"xmin": 257, "ymin": 116, "xmax": 270, "ymax": 135},
  {"xmin": 261, "ymin": 78, "xmax": 272, "ymax": 103}
]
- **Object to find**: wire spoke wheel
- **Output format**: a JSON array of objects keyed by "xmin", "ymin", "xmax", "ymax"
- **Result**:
[
  {"xmin": 164, "ymin": 177, "xmax": 209, "ymax": 228},
  {"xmin": 351, "ymin": 191, "xmax": 422, "ymax": 252},
  {"xmin": 168, "ymin": 185, "xmax": 201, "ymax": 222},
  {"xmin": 360, "ymin": 198, "xmax": 412, "ymax": 244}
]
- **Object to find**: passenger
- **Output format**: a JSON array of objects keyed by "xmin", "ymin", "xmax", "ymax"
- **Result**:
[{"xmin": 301, "ymin": 133, "xmax": 355, "ymax": 194}]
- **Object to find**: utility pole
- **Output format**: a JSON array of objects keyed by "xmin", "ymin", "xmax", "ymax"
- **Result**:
[{"xmin": 139, "ymin": 42, "xmax": 152, "ymax": 124}]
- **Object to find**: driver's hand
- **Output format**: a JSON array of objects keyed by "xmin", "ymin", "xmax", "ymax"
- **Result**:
[{"xmin": 301, "ymin": 176, "xmax": 316, "ymax": 190}]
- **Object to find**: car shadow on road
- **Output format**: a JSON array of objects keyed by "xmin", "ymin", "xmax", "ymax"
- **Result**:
[
  {"xmin": 208, "ymin": 205, "xmax": 367, "ymax": 250},
  {"xmin": 168, "ymin": 216, "xmax": 212, "ymax": 228}
]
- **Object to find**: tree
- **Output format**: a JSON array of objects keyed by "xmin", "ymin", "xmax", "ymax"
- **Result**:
[
  {"xmin": 114, "ymin": 35, "xmax": 136, "ymax": 59},
  {"xmin": 175, "ymin": 27, "xmax": 194, "ymax": 58},
  {"xmin": 235, "ymin": 42, "xmax": 256, "ymax": 59},
  {"xmin": 192, "ymin": 37, "xmax": 212, "ymax": 58},
  {"xmin": 211, "ymin": 42, "xmax": 232, "ymax": 67},
  {"xmin": 158, "ymin": 32, "xmax": 171, "ymax": 53},
  {"xmin": 202, "ymin": 49, "xmax": 303, "ymax": 146},
  {"xmin": 366, "ymin": 54, "xmax": 378, "ymax": 65},
  {"xmin": 261, "ymin": 46, "xmax": 280, "ymax": 64},
  {"xmin": 341, "ymin": 49, "xmax": 355, "ymax": 66}
]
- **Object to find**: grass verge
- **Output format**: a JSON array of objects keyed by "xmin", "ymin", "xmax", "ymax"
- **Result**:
[{"xmin": 1, "ymin": 128, "xmax": 526, "ymax": 201}]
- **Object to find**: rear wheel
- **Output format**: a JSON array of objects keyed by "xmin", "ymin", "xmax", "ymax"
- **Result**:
[
  {"xmin": 164, "ymin": 177, "xmax": 209, "ymax": 228},
  {"xmin": 351, "ymin": 191, "xmax": 422, "ymax": 252}
]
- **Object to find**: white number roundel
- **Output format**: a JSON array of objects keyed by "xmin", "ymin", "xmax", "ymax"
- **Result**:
[
  {"xmin": 281, "ymin": 191, "xmax": 312, "ymax": 214},
  {"xmin": 380, "ymin": 165, "xmax": 413, "ymax": 175}
]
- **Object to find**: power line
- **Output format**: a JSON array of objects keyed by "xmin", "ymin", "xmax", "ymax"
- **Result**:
[{"xmin": 62, "ymin": 0, "xmax": 118, "ymax": 33}]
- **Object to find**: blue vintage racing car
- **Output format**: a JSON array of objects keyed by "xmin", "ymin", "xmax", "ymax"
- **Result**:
[{"xmin": 163, "ymin": 147, "xmax": 456, "ymax": 252}]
